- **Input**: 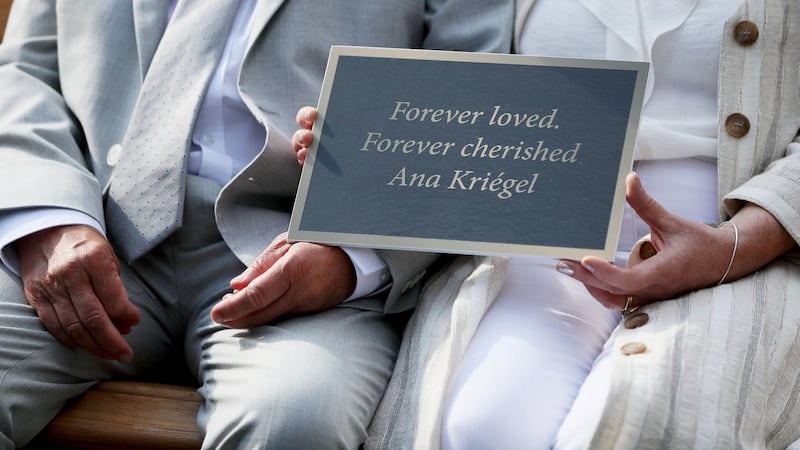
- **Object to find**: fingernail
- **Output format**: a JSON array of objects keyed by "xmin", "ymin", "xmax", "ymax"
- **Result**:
[
  {"xmin": 582, "ymin": 262, "xmax": 596, "ymax": 273},
  {"xmin": 210, "ymin": 309, "xmax": 226, "ymax": 324},
  {"xmin": 556, "ymin": 261, "xmax": 574, "ymax": 276},
  {"xmin": 231, "ymin": 268, "xmax": 251, "ymax": 285},
  {"xmin": 302, "ymin": 108, "xmax": 312, "ymax": 122}
]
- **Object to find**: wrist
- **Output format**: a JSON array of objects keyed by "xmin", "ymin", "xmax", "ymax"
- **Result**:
[
  {"xmin": 16, "ymin": 224, "xmax": 102, "ymax": 263},
  {"xmin": 715, "ymin": 221, "xmax": 739, "ymax": 285}
]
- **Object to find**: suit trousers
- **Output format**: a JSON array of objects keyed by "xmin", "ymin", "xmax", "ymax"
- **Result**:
[{"xmin": 0, "ymin": 175, "xmax": 400, "ymax": 449}]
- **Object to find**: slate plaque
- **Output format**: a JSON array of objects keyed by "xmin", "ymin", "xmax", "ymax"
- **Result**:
[{"xmin": 289, "ymin": 46, "xmax": 648, "ymax": 260}]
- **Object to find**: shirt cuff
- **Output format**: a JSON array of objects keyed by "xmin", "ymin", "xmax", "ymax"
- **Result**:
[
  {"xmin": 0, "ymin": 208, "xmax": 104, "ymax": 276},
  {"xmin": 340, "ymin": 247, "xmax": 391, "ymax": 302}
]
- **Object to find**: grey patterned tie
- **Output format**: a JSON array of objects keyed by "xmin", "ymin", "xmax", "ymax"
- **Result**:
[{"xmin": 107, "ymin": 0, "xmax": 240, "ymax": 263}]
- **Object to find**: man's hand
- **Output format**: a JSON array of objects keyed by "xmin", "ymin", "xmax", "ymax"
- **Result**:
[
  {"xmin": 16, "ymin": 225, "xmax": 139, "ymax": 362},
  {"xmin": 210, "ymin": 232, "xmax": 356, "ymax": 328},
  {"xmin": 291, "ymin": 105, "xmax": 317, "ymax": 165}
]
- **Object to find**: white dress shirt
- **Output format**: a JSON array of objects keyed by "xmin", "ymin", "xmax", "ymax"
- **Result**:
[{"xmin": 0, "ymin": 0, "xmax": 389, "ymax": 301}]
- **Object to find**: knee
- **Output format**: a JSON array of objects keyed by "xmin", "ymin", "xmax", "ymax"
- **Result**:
[
  {"xmin": 201, "ymin": 374, "xmax": 363, "ymax": 449},
  {"xmin": 441, "ymin": 381, "xmax": 562, "ymax": 450},
  {"xmin": 441, "ymin": 405, "xmax": 498, "ymax": 450}
]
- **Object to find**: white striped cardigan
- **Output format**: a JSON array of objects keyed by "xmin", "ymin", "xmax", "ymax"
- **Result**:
[{"xmin": 366, "ymin": 1, "xmax": 800, "ymax": 448}]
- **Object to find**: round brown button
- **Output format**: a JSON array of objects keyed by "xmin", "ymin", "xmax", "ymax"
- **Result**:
[
  {"xmin": 733, "ymin": 21, "xmax": 759, "ymax": 46},
  {"xmin": 725, "ymin": 113, "xmax": 751, "ymax": 138},
  {"xmin": 624, "ymin": 312, "xmax": 650, "ymax": 330},
  {"xmin": 638, "ymin": 241, "xmax": 657, "ymax": 261},
  {"xmin": 620, "ymin": 342, "xmax": 647, "ymax": 356}
]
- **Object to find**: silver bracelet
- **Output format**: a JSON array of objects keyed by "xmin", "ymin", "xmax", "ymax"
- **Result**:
[{"xmin": 717, "ymin": 220, "xmax": 739, "ymax": 285}]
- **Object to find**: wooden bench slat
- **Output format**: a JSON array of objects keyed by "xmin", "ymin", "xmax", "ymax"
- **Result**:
[
  {"xmin": 92, "ymin": 380, "xmax": 202, "ymax": 403},
  {"xmin": 31, "ymin": 381, "xmax": 202, "ymax": 450}
]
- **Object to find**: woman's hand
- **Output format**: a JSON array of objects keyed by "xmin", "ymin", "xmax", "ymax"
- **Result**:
[
  {"xmin": 291, "ymin": 106, "xmax": 317, "ymax": 165},
  {"xmin": 556, "ymin": 172, "xmax": 796, "ymax": 311}
]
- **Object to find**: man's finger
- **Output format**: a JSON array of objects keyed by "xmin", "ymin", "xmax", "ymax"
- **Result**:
[
  {"xmin": 68, "ymin": 285, "xmax": 133, "ymax": 361},
  {"xmin": 214, "ymin": 270, "xmax": 289, "ymax": 325},
  {"xmin": 213, "ymin": 295, "xmax": 289, "ymax": 329},
  {"xmin": 26, "ymin": 290, "xmax": 78, "ymax": 349},
  {"xmin": 43, "ymin": 289, "xmax": 111, "ymax": 359},
  {"xmin": 91, "ymin": 268, "xmax": 140, "ymax": 334},
  {"xmin": 230, "ymin": 234, "xmax": 292, "ymax": 290},
  {"xmin": 295, "ymin": 105, "xmax": 317, "ymax": 129}
]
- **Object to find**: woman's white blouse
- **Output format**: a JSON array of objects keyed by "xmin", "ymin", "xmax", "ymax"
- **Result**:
[{"xmin": 519, "ymin": 0, "xmax": 741, "ymax": 161}]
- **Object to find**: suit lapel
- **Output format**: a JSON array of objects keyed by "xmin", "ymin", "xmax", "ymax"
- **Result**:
[
  {"xmin": 244, "ymin": 0, "xmax": 287, "ymax": 52},
  {"xmin": 132, "ymin": 0, "xmax": 171, "ymax": 80},
  {"xmin": 238, "ymin": 0, "xmax": 294, "ymax": 151},
  {"xmin": 227, "ymin": 0, "xmax": 300, "ymax": 198},
  {"xmin": 514, "ymin": 0, "xmax": 537, "ymax": 50}
]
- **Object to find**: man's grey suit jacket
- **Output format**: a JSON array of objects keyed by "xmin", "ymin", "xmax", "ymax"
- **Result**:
[{"xmin": 0, "ymin": 0, "xmax": 513, "ymax": 313}]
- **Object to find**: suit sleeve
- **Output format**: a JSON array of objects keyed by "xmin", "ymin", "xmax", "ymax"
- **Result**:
[
  {"xmin": 724, "ymin": 133, "xmax": 800, "ymax": 246},
  {"xmin": 0, "ymin": 0, "xmax": 105, "ymax": 228}
]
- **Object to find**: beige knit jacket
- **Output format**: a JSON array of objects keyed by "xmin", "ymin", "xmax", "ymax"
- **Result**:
[{"xmin": 366, "ymin": 1, "xmax": 800, "ymax": 449}]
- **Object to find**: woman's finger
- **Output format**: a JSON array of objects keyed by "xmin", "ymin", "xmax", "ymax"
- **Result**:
[{"xmin": 625, "ymin": 172, "xmax": 673, "ymax": 232}]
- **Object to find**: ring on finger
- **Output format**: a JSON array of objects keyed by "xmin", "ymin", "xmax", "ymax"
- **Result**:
[{"xmin": 622, "ymin": 294, "xmax": 638, "ymax": 316}]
